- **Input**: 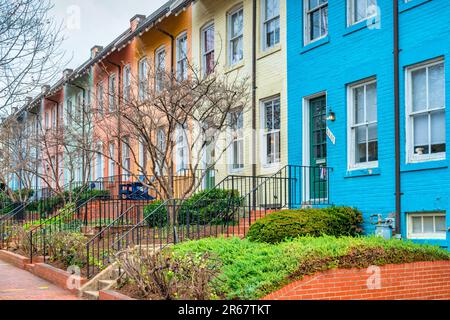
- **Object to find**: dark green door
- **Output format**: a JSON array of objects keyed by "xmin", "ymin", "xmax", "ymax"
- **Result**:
[{"xmin": 309, "ymin": 96, "xmax": 328, "ymax": 201}]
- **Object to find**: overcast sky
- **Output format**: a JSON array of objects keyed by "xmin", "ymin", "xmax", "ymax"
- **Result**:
[{"xmin": 51, "ymin": 0, "xmax": 167, "ymax": 69}]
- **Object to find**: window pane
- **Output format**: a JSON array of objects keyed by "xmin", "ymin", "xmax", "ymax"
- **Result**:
[
  {"xmin": 231, "ymin": 37, "xmax": 243, "ymax": 63},
  {"xmin": 354, "ymin": 0, "xmax": 367, "ymax": 22},
  {"xmin": 435, "ymin": 216, "xmax": 446, "ymax": 232},
  {"xmin": 231, "ymin": 11, "xmax": 243, "ymax": 38},
  {"xmin": 368, "ymin": 124, "xmax": 378, "ymax": 162},
  {"xmin": 413, "ymin": 114, "xmax": 429, "ymax": 154},
  {"xmin": 354, "ymin": 86, "xmax": 365, "ymax": 124},
  {"xmin": 273, "ymin": 99, "xmax": 281, "ymax": 130},
  {"xmin": 265, "ymin": 102, "xmax": 273, "ymax": 130},
  {"xmin": 366, "ymin": 83, "xmax": 377, "ymax": 122},
  {"xmin": 266, "ymin": 0, "xmax": 279, "ymax": 19},
  {"xmin": 321, "ymin": 6, "xmax": 328, "ymax": 36},
  {"xmin": 429, "ymin": 63, "xmax": 445, "ymax": 109},
  {"xmin": 423, "ymin": 216, "xmax": 434, "ymax": 233},
  {"xmin": 310, "ymin": 10, "xmax": 320, "ymax": 40},
  {"xmin": 431, "ymin": 111, "xmax": 446, "ymax": 153},
  {"xmin": 355, "ymin": 126, "xmax": 367, "ymax": 163},
  {"xmin": 309, "ymin": 0, "xmax": 319, "ymax": 9},
  {"xmin": 412, "ymin": 68, "xmax": 427, "ymax": 112},
  {"xmin": 412, "ymin": 216, "xmax": 422, "ymax": 233}
]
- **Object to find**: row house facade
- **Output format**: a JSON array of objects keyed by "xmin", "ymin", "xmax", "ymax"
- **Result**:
[
  {"xmin": 6, "ymin": 0, "xmax": 448, "ymax": 247},
  {"xmin": 287, "ymin": 0, "xmax": 450, "ymax": 247}
]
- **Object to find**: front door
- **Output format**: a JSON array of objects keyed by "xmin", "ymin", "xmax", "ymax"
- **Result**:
[{"xmin": 309, "ymin": 96, "xmax": 328, "ymax": 200}]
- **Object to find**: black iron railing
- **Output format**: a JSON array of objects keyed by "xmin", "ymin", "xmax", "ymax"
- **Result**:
[{"xmin": 80, "ymin": 165, "xmax": 332, "ymax": 279}]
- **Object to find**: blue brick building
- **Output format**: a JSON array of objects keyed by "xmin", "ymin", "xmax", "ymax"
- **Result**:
[{"xmin": 287, "ymin": 0, "xmax": 450, "ymax": 248}]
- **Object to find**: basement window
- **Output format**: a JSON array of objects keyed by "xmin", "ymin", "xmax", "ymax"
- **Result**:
[{"xmin": 407, "ymin": 212, "xmax": 447, "ymax": 240}]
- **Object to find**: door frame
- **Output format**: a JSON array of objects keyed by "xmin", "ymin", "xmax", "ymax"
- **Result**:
[{"xmin": 302, "ymin": 91, "xmax": 327, "ymax": 204}]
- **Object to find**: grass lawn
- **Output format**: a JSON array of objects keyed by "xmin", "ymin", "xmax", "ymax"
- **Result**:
[{"xmin": 170, "ymin": 236, "xmax": 450, "ymax": 300}]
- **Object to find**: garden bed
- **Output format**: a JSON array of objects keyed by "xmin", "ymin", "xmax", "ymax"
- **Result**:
[{"xmin": 116, "ymin": 236, "xmax": 450, "ymax": 300}]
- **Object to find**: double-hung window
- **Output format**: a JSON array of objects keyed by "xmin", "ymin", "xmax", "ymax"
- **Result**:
[
  {"xmin": 348, "ymin": 0, "xmax": 377, "ymax": 26},
  {"xmin": 348, "ymin": 79, "xmax": 378, "ymax": 169},
  {"xmin": 108, "ymin": 74, "xmax": 116, "ymax": 112},
  {"xmin": 262, "ymin": 97, "xmax": 281, "ymax": 165},
  {"xmin": 262, "ymin": 0, "xmax": 280, "ymax": 49},
  {"xmin": 66, "ymin": 100, "xmax": 73, "ymax": 126},
  {"xmin": 407, "ymin": 59, "xmax": 446, "ymax": 162},
  {"xmin": 52, "ymin": 107, "xmax": 56, "ymax": 129},
  {"xmin": 201, "ymin": 24, "xmax": 215, "ymax": 75},
  {"xmin": 304, "ymin": 0, "xmax": 328, "ymax": 44},
  {"xmin": 97, "ymin": 82, "xmax": 104, "ymax": 115},
  {"xmin": 123, "ymin": 65, "xmax": 131, "ymax": 103},
  {"xmin": 156, "ymin": 128, "xmax": 166, "ymax": 176},
  {"xmin": 138, "ymin": 58, "xmax": 148, "ymax": 101},
  {"xmin": 176, "ymin": 124, "xmax": 188, "ymax": 174},
  {"xmin": 155, "ymin": 47, "xmax": 166, "ymax": 91},
  {"xmin": 228, "ymin": 6, "xmax": 244, "ymax": 66},
  {"xmin": 230, "ymin": 111, "xmax": 244, "ymax": 170},
  {"xmin": 176, "ymin": 33, "xmax": 188, "ymax": 81},
  {"xmin": 108, "ymin": 142, "xmax": 115, "ymax": 179},
  {"xmin": 122, "ymin": 136, "xmax": 131, "ymax": 179}
]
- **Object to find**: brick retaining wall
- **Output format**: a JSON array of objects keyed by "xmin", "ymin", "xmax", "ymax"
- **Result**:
[{"xmin": 262, "ymin": 261, "xmax": 450, "ymax": 300}]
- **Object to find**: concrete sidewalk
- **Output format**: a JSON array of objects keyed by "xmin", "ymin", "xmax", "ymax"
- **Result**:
[{"xmin": 0, "ymin": 259, "xmax": 83, "ymax": 300}]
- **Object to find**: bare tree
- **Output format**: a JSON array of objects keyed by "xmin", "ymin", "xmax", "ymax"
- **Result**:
[
  {"xmin": 0, "ymin": 0, "xmax": 66, "ymax": 115},
  {"xmin": 0, "ymin": 113, "xmax": 38, "ymax": 202}
]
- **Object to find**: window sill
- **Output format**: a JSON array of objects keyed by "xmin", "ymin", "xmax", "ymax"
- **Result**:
[
  {"xmin": 399, "ymin": 0, "xmax": 432, "ymax": 13},
  {"xmin": 345, "ymin": 167, "xmax": 380, "ymax": 179},
  {"xmin": 301, "ymin": 36, "xmax": 329, "ymax": 54},
  {"xmin": 343, "ymin": 18, "xmax": 377, "ymax": 37},
  {"xmin": 401, "ymin": 159, "xmax": 448, "ymax": 173},
  {"xmin": 257, "ymin": 45, "xmax": 282, "ymax": 61},
  {"xmin": 224, "ymin": 61, "xmax": 245, "ymax": 74}
]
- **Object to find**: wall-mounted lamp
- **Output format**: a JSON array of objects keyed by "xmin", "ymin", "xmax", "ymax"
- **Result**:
[{"xmin": 326, "ymin": 109, "xmax": 336, "ymax": 122}]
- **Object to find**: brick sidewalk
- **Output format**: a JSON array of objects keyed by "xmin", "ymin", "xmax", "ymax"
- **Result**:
[{"xmin": 0, "ymin": 259, "xmax": 83, "ymax": 300}]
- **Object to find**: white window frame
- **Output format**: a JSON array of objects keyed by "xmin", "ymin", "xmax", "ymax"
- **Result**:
[
  {"xmin": 138, "ymin": 57, "xmax": 148, "ymax": 102},
  {"xmin": 347, "ymin": 78, "xmax": 378, "ymax": 170},
  {"xmin": 97, "ymin": 82, "xmax": 104, "ymax": 115},
  {"xmin": 228, "ymin": 5, "xmax": 244, "ymax": 66},
  {"xmin": 407, "ymin": 212, "xmax": 447, "ymax": 240},
  {"xmin": 122, "ymin": 136, "xmax": 131, "ymax": 179},
  {"xmin": 108, "ymin": 142, "xmax": 115, "ymax": 179},
  {"xmin": 262, "ymin": 0, "xmax": 280, "ymax": 50},
  {"xmin": 52, "ymin": 107, "xmax": 56, "ymax": 129},
  {"xmin": 123, "ymin": 64, "xmax": 131, "ymax": 103},
  {"xmin": 201, "ymin": 22, "xmax": 215, "ymax": 76},
  {"xmin": 347, "ymin": 0, "xmax": 378, "ymax": 27},
  {"xmin": 156, "ymin": 127, "xmax": 166, "ymax": 176},
  {"xmin": 261, "ymin": 96, "xmax": 281, "ymax": 167},
  {"xmin": 155, "ymin": 46, "xmax": 166, "ymax": 92},
  {"xmin": 108, "ymin": 74, "xmax": 116, "ymax": 112},
  {"xmin": 228, "ymin": 111, "xmax": 244, "ymax": 172},
  {"xmin": 304, "ymin": 0, "xmax": 328, "ymax": 45},
  {"xmin": 138, "ymin": 139, "xmax": 146, "ymax": 175},
  {"xmin": 175, "ymin": 124, "xmax": 189, "ymax": 174},
  {"xmin": 66, "ymin": 99, "xmax": 73, "ymax": 126},
  {"xmin": 176, "ymin": 32, "xmax": 188, "ymax": 81},
  {"xmin": 406, "ymin": 59, "xmax": 446, "ymax": 163}
]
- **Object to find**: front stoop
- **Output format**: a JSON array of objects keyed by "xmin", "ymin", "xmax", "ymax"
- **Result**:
[{"xmin": 78, "ymin": 263, "xmax": 121, "ymax": 300}]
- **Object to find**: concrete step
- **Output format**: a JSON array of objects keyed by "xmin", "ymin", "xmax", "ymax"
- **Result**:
[
  {"xmin": 82, "ymin": 290, "xmax": 100, "ymax": 300},
  {"xmin": 98, "ymin": 279, "xmax": 116, "ymax": 291}
]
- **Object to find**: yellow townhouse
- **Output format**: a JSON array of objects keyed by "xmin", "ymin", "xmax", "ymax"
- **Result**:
[{"xmin": 191, "ymin": 0, "xmax": 287, "ymax": 189}]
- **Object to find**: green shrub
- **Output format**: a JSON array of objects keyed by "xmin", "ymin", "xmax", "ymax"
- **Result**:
[
  {"xmin": 172, "ymin": 236, "xmax": 450, "ymax": 300},
  {"xmin": 46, "ymin": 231, "xmax": 88, "ymax": 268},
  {"xmin": 247, "ymin": 206, "xmax": 363, "ymax": 244},
  {"xmin": 73, "ymin": 187, "xmax": 110, "ymax": 202},
  {"xmin": 178, "ymin": 189, "xmax": 243, "ymax": 225},
  {"xmin": 144, "ymin": 200, "xmax": 168, "ymax": 227}
]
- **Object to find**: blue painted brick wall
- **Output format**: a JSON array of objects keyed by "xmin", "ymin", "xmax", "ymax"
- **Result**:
[{"xmin": 287, "ymin": 0, "xmax": 450, "ymax": 247}]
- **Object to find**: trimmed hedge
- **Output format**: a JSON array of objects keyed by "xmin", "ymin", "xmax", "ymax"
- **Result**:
[
  {"xmin": 178, "ymin": 189, "xmax": 242, "ymax": 225},
  {"xmin": 143, "ymin": 189, "xmax": 243, "ymax": 227},
  {"xmin": 144, "ymin": 200, "xmax": 168, "ymax": 227},
  {"xmin": 247, "ymin": 206, "xmax": 363, "ymax": 243}
]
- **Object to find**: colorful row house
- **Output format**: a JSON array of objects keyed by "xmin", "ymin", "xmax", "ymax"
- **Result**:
[{"xmin": 7, "ymin": 0, "xmax": 449, "ymax": 247}]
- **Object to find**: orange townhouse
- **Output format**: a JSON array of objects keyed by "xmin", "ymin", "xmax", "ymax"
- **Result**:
[{"xmin": 86, "ymin": 0, "xmax": 193, "ymax": 195}]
